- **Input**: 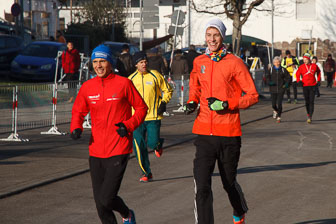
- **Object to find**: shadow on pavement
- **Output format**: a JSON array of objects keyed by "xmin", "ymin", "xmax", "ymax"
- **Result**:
[
  {"xmin": 294, "ymin": 218, "xmax": 336, "ymax": 224},
  {"xmin": 151, "ymin": 175, "xmax": 193, "ymax": 182},
  {"xmin": 234, "ymin": 161, "xmax": 336, "ymax": 174},
  {"xmin": 0, "ymin": 161, "xmax": 27, "ymax": 165}
]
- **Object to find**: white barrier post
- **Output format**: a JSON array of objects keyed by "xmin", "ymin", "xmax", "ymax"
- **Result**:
[
  {"xmin": 173, "ymin": 75, "xmax": 185, "ymax": 112},
  {"xmin": 0, "ymin": 86, "xmax": 29, "ymax": 142},
  {"xmin": 83, "ymin": 113, "xmax": 91, "ymax": 128},
  {"xmin": 41, "ymin": 83, "xmax": 66, "ymax": 135}
]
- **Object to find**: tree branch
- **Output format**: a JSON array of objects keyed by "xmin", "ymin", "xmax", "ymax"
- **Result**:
[
  {"xmin": 240, "ymin": 0, "xmax": 265, "ymax": 25},
  {"xmin": 191, "ymin": 0, "xmax": 225, "ymax": 15}
]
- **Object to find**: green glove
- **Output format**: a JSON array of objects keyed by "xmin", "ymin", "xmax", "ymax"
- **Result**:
[
  {"xmin": 268, "ymin": 81, "xmax": 276, "ymax": 86},
  {"xmin": 206, "ymin": 97, "xmax": 228, "ymax": 111},
  {"xmin": 282, "ymin": 83, "xmax": 289, "ymax": 89}
]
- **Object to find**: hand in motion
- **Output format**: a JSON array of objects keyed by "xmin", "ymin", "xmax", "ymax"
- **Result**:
[
  {"xmin": 157, "ymin": 101, "xmax": 166, "ymax": 115},
  {"xmin": 206, "ymin": 97, "xmax": 228, "ymax": 111},
  {"xmin": 183, "ymin": 101, "xmax": 197, "ymax": 115},
  {"xmin": 71, "ymin": 128, "xmax": 82, "ymax": 140},
  {"xmin": 115, "ymin": 122, "xmax": 128, "ymax": 137}
]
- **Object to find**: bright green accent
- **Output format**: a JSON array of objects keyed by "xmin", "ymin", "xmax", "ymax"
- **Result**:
[{"xmin": 210, "ymin": 100, "xmax": 224, "ymax": 111}]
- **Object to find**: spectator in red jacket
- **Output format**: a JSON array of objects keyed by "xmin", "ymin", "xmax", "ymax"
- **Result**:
[
  {"xmin": 70, "ymin": 44, "xmax": 147, "ymax": 224},
  {"xmin": 296, "ymin": 53, "xmax": 321, "ymax": 123},
  {"xmin": 62, "ymin": 42, "xmax": 81, "ymax": 103}
]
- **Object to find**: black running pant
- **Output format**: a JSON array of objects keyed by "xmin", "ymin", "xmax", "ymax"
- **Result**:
[
  {"xmin": 89, "ymin": 155, "xmax": 130, "ymax": 224},
  {"xmin": 286, "ymin": 81, "xmax": 297, "ymax": 100},
  {"xmin": 326, "ymin": 72, "xmax": 334, "ymax": 87},
  {"xmin": 271, "ymin": 90, "xmax": 285, "ymax": 117},
  {"xmin": 303, "ymin": 86, "xmax": 315, "ymax": 118},
  {"xmin": 193, "ymin": 135, "xmax": 248, "ymax": 224}
]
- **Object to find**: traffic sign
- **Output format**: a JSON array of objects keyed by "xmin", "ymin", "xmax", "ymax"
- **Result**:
[
  {"xmin": 171, "ymin": 10, "xmax": 185, "ymax": 25},
  {"xmin": 11, "ymin": 3, "xmax": 21, "ymax": 17},
  {"xmin": 168, "ymin": 25, "xmax": 184, "ymax": 36}
]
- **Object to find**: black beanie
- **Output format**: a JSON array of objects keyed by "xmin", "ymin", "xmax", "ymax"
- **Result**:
[{"xmin": 133, "ymin": 51, "xmax": 147, "ymax": 65}]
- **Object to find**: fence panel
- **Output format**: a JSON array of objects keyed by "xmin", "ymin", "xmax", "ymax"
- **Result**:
[
  {"xmin": 167, "ymin": 74, "xmax": 190, "ymax": 113},
  {"xmin": 0, "ymin": 85, "xmax": 15, "ymax": 134},
  {"xmin": 16, "ymin": 83, "xmax": 55, "ymax": 131}
]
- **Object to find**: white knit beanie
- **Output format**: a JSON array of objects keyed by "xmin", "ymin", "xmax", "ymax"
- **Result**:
[{"xmin": 204, "ymin": 18, "xmax": 227, "ymax": 39}]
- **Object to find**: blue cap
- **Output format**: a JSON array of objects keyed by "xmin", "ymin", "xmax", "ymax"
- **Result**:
[{"xmin": 91, "ymin": 45, "xmax": 113, "ymax": 64}]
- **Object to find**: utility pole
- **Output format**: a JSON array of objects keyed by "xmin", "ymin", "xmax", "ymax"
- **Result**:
[
  {"xmin": 187, "ymin": 0, "xmax": 191, "ymax": 47},
  {"xmin": 271, "ymin": 0, "xmax": 274, "ymax": 59},
  {"xmin": 139, "ymin": 0, "xmax": 143, "ymax": 51}
]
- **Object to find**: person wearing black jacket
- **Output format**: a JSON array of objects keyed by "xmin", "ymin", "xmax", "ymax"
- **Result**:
[
  {"xmin": 186, "ymin": 45, "xmax": 201, "ymax": 73},
  {"xmin": 268, "ymin": 56, "xmax": 291, "ymax": 123}
]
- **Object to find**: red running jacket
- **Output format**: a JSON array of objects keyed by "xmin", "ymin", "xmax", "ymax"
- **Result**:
[
  {"xmin": 296, "ymin": 63, "xmax": 321, "ymax": 87},
  {"xmin": 62, "ymin": 49, "xmax": 80, "ymax": 74},
  {"xmin": 71, "ymin": 74, "xmax": 148, "ymax": 158}
]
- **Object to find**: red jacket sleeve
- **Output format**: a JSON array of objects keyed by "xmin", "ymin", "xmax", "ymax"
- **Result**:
[
  {"xmin": 74, "ymin": 50, "xmax": 81, "ymax": 71},
  {"xmin": 70, "ymin": 84, "xmax": 90, "ymax": 132},
  {"xmin": 316, "ymin": 64, "xmax": 321, "ymax": 82},
  {"xmin": 61, "ymin": 51, "xmax": 66, "ymax": 70},
  {"xmin": 122, "ymin": 80, "xmax": 148, "ymax": 132}
]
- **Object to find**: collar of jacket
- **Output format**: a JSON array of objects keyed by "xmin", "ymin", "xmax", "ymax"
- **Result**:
[
  {"xmin": 97, "ymin": 73, "xmax": 116, "ymax": 81},
  {"xmin": 273, "ymin": 65, "xmax": 281, "ymax": 70},
  {"xmin": 136, "ymin": 69, "xmax": 151, "ymax": 75}
]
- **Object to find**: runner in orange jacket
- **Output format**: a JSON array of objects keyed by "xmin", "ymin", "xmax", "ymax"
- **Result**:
[{"xmin": 184, "ymin": 18, "xmax": 259, "ymax": 224}]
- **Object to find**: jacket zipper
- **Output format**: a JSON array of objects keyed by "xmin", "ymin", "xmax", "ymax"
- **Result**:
[
  {"xmin": 102, "ymin": 78, "xmax": 106, "ymax": 153},
  {"xmin": 210, "ymin": 60, "xmax": 214, "ymax": 136}
]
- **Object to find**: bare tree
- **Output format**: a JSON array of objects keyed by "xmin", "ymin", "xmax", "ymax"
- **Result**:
[{"xmin": 192, "ymin": 0, "xmax": 265, "ymax": 55}]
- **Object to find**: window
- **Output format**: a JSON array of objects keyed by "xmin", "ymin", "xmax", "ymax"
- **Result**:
[{"xmin": 296, "ymin": 0, "xmax": 316, "ymax": 19}]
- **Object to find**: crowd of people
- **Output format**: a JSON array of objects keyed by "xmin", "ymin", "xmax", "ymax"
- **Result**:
[{"xmin": 54, "ymin": 16, "xmax": 335, "ymax": 224}]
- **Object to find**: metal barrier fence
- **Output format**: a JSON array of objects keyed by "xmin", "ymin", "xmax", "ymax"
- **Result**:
[
  {"xmin": 0, "ymin": 81, "xmax": 82, "ymax": 141},
  {"xmin": 167, "ymin": 74, "xmax": 190, "ymax": 113}
]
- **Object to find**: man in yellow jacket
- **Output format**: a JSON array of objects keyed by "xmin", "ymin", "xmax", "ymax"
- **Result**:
[{"xmin": 129, "ymin": 51, "xmax": 173, "ymax": 182}]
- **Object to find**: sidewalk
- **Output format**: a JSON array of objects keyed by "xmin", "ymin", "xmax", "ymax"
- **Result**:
[{"xmin": 0, "ymin": 96, "xmax": 303, "ymax": 199}]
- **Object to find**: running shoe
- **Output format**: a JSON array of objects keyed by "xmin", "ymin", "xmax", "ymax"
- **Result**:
[
  {"xmin": 273, "ymin": 110, "xmax": 277, "ymax": 119},
  {"xmin": 307, "ymin": 118, "xmax": 312, "ymax": 124},
  {"xmin": 139, "ymin": 173, "xmax": 153, "ymax": 183},
  {"xmin": 277, "ymin": 117, "xmax": 281, "ymax": 123},
  {"xmin": 287, "ymin": 99, "xmax": 291, "ymax": 104},
  {"xmin": 123, "ymin": 209, "xmax": 136, "ymax": 224},
  {"xmin": 155, "ymin": 149, "xmax": 163, "ymax": 157},
  {"xmin": 233, "ymin": 214, "xmax": 245, "ymax": 224}
]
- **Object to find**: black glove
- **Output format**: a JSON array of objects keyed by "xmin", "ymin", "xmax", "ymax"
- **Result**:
[
  {"xmin": 115, "ymin": 122, "xmax": 128, "ymax": 137},
  {"xmin": 183, "ymin": 101, "xmax": 198, "ymax": 115},
  {"xmin": 70, "ymin": 128, "xmax": 82, "ymax": 140},
  {"xmin": 157, "ymin": 101, "xmax": 166, "ymax": 115}
]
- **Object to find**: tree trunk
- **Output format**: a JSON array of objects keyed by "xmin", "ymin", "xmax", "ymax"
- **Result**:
[{"xmin": 232, "ymin": 13, "xmax": 242, "ymax": 55}]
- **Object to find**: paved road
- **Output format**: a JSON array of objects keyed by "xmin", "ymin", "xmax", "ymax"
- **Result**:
[{"xmin": 0, "ymin": 87, "xmax": 335, "ymax": 224}]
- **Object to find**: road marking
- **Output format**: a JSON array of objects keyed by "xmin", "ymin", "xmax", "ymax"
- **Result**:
[
  {"xmin": 321, "ymin": 131, "xmax": 333, "ymax": 151},
  {"xmin": 298, "ymin": 131, "xmax": 306, "ymax": 150}
]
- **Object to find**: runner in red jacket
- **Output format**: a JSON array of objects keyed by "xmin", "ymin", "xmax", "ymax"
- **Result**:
[
  {"xmin": 296, "ymin": 53, "xmax": 321, "ymax": 123},
  {"xmin": 62, "ymin": 42, "xmax": 81, "ymax": 103},
  {"xmin": 70, "ymin": 44, "xmax": 147, "ymax": 224}
]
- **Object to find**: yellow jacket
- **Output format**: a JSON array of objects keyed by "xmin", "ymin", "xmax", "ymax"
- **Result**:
[{"xmin": 129, "ymin": 69, "xmax": 173, "ymax": 121}]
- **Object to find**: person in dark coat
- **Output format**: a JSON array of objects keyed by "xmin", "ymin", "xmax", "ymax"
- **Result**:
[
  {"xmin": 118, "ymin": 44, "xmax": 134, "ymax": 77},
  {"xmin": 323, "ymin": 54, "xmax": 335, "ymax": 88},
  {"xmin": 171, "ymin": 49, "xmax": 189, "ymax": 103},
  {"xmin": 185, "ymin": 45, "xmax": 200, "ymax": 73},
  {"xmin": 146, "ymin": 47, "xmax": 168, "ymax": 76},
  {"xmin": 267, "ymin": 56, "xmax": 291, "ymax": 123}
]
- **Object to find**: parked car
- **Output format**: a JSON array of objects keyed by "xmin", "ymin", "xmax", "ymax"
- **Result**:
[
  {"xmin": 0, "ymin": 34, "xmax": 24, "ymax": 74},
  {"xmin": 10, "ymin": 41, "xmax": 66, "ymax": 82},
  {"xmin": 103, "ymin": 41, "xmax": 139, "ymax": 57}
]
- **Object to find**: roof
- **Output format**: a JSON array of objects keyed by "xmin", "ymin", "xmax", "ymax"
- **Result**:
[{"xmin": 224, "ymin": 35, "xmax": 268, "ymax": 45}]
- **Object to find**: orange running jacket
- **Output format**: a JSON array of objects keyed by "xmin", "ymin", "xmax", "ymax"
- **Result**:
[{"xmin": 188, "ymin": 53, "xmax": 259, "ymax": 137}]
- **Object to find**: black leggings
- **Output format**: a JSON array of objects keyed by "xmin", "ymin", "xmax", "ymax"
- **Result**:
[
  {"xmin": 326, "ymin": 72, "xmax": 334, "ymax": 87},
  {"xmin": 286, "ymin": 82, "xmax": 297, "ymax": 100},
  {"xmin": 303, "ymin": 86, "xmax": 316, "ymax": 118},
  {"xmin": 271, "ymin": 91, "xmax": 285, "ymax": 117},
  {"xmin": 89, "ymin": 155, "xmax": 130, "ymax": 224},
  {"xmin": 193, "ymin": 135, "xmax": 248, "ymax": 224}
]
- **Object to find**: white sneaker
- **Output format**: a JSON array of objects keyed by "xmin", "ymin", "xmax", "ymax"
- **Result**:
[
  {"xmin": 276, "ymin": 117, "xmax": 281, "ymax": 123},
  {"xmin": 273, "ymin": 111, "xmax": 277, "ymax": 119}
]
